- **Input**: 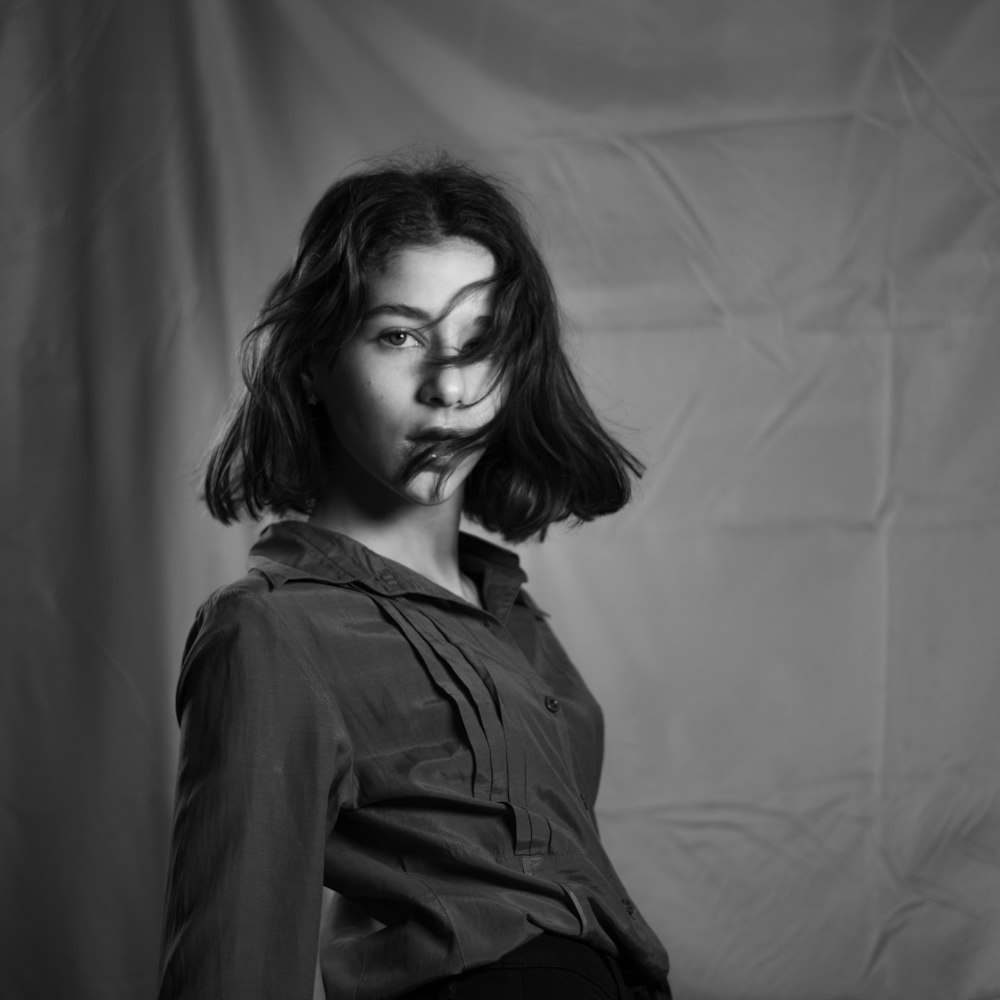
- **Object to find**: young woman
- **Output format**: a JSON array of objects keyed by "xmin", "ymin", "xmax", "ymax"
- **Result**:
[{"xmin": 158, "ymin": 156, "xmax": 672, "ymax": 1000}]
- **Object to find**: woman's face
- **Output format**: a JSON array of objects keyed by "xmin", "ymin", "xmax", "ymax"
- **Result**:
[{"xmin": 308, "ymin": 238, "xmax": 501, "ymax": 512}]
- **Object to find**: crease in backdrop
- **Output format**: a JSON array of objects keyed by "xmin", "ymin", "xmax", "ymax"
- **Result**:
[{"xmin": 2, "ymin": 1, "xmax": 999, "ymax": 997}]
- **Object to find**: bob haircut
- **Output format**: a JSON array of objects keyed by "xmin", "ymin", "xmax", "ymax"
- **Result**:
[{"xmin": 204, "ymin": 153, "xmax": 642, "ymax": 542}]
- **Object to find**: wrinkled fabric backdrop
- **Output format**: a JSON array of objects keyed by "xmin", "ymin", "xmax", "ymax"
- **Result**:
[{"xmin": 3, "ymin": 1, "xmax": 1000, "ymax": 998}]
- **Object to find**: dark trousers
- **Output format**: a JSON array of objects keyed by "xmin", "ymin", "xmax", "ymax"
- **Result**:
[{"xmin": 397, "ymin": 934, "xmax": 651, "ymax": 1000}]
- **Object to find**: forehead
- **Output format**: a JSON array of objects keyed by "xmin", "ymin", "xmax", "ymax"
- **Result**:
[{"xmin": 369, "ymin": 239, "xmax": 496, "ymax": 316}]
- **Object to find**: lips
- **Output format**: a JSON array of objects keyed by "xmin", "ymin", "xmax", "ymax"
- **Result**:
[
  {"xmin": 409, "ymin": 429, "xmax": 470, "ymax": 466},
  {"xmin": 410, "ymin": 428, "xmax": 465, "ymax": 446},
  {"xmin": 411, "ymin": 427, "xmax": 467, "ymax": 441}
]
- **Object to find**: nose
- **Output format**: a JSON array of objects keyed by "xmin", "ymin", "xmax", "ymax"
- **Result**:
[{"xmin": 419, "ymin": 361, "xmax": 468, "ymax": 407}]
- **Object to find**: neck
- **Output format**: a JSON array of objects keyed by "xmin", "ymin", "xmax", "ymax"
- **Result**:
[{"xmin": 308, "ymin": 489, "xmax": 477, "ymax": 605}]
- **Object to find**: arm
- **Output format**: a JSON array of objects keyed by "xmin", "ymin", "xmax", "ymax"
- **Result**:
[{"xmin": 158, "ymin": 588, "xmax": 350, "ymax": 1000}]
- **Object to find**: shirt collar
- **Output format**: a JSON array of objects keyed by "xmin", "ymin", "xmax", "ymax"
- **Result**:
[{"xmin": 247, "ymin": 520, "xmax": 529, "ymax": 621}]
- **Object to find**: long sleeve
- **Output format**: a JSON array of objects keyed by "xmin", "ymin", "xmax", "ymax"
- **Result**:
[{"xmin": 158, "ymin": 588, "xmax": 352, "ymax": 1000}]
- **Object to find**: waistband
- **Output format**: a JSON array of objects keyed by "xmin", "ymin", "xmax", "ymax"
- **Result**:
[{"xmin": 397, "ymin": 934, "xmax": 639, "ymax": 1000}]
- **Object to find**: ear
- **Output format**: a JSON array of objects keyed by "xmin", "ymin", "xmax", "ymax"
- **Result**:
[{"xmin": 300, "ymin": 367, "xmax": 318, "ymax": 405}]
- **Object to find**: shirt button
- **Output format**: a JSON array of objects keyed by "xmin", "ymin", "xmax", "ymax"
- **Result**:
[
  {"xmin": 544, "ymin": 695, "xmax": 560, "ymax": 714},
  {"xmin": 623, "ymin": 898, "xmax": 636, "ymax": 916}
]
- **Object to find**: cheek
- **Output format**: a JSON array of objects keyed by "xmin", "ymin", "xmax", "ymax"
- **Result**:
[
  {"xmin": 328, "ymin": 376, "xmax": 401, "ymax": 443},
  {"xmin": 357, "ymin": 377, "xmax": 400, "ymax": 425},
  {"xmin": 480, "ymin": 369, "xmax": 507, "ymax": 415}
]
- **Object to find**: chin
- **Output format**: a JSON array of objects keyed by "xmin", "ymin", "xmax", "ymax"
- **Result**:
[{"xmin": 401, "ymin": 466, "xmax": 467, "ymax": 507}]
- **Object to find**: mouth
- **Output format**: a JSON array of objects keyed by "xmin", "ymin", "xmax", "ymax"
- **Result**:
[{"xmin": 408, "ymin": 429, "xmax": 470, "ymax": 466}]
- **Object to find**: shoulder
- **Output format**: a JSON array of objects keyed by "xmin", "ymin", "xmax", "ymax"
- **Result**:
[
  {"xmin": 177, "ymin": 573, "xmax": 375, "ymax": 722},
  {"xmin": 188, "ymin": 570, "xmax": 376, "ymax": 646},
  {"xmin": 173, "ymin": 577, "xmax": 357, "ymax": 796}
]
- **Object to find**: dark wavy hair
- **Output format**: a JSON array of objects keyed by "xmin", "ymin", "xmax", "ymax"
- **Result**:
[{"xmin": 203, "ymin": 153, "xmax": 642, "ymax": 542}]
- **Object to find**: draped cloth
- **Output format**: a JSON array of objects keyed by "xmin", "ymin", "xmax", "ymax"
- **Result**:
[{"xmin": 3, "ymin": 2, "xmax": 999, "ymax": 998}]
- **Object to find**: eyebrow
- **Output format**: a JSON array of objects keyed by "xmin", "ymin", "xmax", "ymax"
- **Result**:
[
  {"xmin": 364, "ymin": 279, "xmax": 495, "ymax": 324},
  {"xmin": 364, "ymin": 303, "xmax": 433, "ymax": 321},
  {"xmin": 363, "ymin": 303, "xmax": 491, "ymax": 328}
]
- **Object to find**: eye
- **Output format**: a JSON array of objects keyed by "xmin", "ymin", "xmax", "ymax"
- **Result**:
[{"xmin": 379, "ymin": 328, "xmax": 417, "ymax": 348}]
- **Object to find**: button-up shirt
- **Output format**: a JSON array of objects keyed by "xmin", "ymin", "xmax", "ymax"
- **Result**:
[{"xmin": 158, "ymin": 521, "xmax": 670, "ymax": 999}]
